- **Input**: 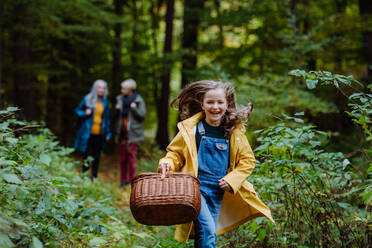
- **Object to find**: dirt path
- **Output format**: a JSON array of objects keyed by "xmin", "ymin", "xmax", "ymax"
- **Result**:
[{"xmin": 99, "ymin": 152, "xmax": 132, "ymax": 207}]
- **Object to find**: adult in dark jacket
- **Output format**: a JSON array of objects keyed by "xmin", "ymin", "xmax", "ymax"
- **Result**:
[
  {"xmin": 115, "ymin": 78, "xmax": 146, "ymax": 188},
  {"xmin": 74, "ymin": 79, "xmax": 112, "ymax": 178}
]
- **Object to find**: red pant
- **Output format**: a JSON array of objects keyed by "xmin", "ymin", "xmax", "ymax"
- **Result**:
[{"xmin": 119, "ymin": 142, "xmax": 138, "ymax": 183}]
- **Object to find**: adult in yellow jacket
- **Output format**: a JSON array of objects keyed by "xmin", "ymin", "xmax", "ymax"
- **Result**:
[{"xmin": 158, "ymin": 82, "xmax": 274, "ymax": 244}]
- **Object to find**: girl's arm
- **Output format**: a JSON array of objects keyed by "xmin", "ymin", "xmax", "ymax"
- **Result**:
[
  {"xmin": 158, "ymin": 131, "xmax": 186, "ymax": 173},
  {"xmin": 222, "ymin": 134, "xmax": 256, "ymax": 194}
]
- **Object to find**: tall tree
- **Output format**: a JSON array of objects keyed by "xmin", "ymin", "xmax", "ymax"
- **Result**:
[
  {"xmin": 181, "ymin": 0, "xmax": 204, "ymax": 88},
  {"xmin": 359, "ymin": 0, "xmax": 372, "ymax": 85},
  {"xmin": 156, "ymin": 0, "xmax": 174, "ymax": 149},
  {"xmin": 12, "ymin": 1, "xmax": 38, "ymax": 120},
  {"xmin": 0, "ymin": 0, "xmax": 3, "ymax": 108},
  {"xmin": 130, "ymin": 0, "xmax": 140, "ymax": 80},
  {"xmin": 112, "ymin": 0, "xmax": 125, "ymax": 100}
]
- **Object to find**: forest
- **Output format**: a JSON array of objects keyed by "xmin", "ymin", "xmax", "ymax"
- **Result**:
[{"xmin": 0, "ymin": 0, "xmax": 371, "ymax": 247}]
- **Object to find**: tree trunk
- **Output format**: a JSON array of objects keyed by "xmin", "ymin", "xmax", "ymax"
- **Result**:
[
  {"xmin": 213, "ymin": 0, "xmax": 224, "ymax": 47},
  {"xmin": 130, "ymin": 0, "xmax": 139, "ymax": 80},
  {"xmin": 0, "ymin": 0, "xmax": 3, "ymax": 108},
  {"xmin": 112, "ymin": 0, "xmax": 124, "ymax": 100},
  {"xmin": 181, "ymin": 0, "xmax": 204, "ymax": 88},
  {"xmin": 303, "ymin": 2, "xmax": 316, "ymax": 70},
  {"xmin": 150, "ymin": 0, "xmax": 162, "ymax": 103},
  {"xmin": 12, "ymin": 2, "xmax": 38, "ymax": 120},
  {"xmin": 155, "ymin": 0, "xmax": 174, "ymax": 149},
  {"xmin": 359, "ymin": 0, "xmax": 372, "ymax": 86}
]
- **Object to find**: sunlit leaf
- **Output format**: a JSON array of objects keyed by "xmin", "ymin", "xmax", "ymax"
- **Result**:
[
  {"xmin": 39, "ymin": 154, "xmax": 52, "ymax": 166},
  {"xmin": 2, "ymin": 173, "xmax": 22, "ymax": 184},
  {"xmin": 32, "ymin": 236, "xmax": 43, "ymax": 248}
]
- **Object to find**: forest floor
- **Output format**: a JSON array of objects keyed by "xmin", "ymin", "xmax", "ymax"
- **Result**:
[{"xmin": 99, "ymin": 153, "xmax": 132, "ymax": 208}]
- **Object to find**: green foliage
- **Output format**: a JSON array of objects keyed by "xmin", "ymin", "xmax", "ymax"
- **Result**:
[
  {"xmin": 0, "ymin": 107, "xmax": 158, "ymax": 247},
  {"xmin": 221, "ymin": 114, "xmax": 369, "ymax": 247},
  {"xmin": 290, "ymin": 69, "xmax": 372, "ymax": 213},
  {"xmin": 233, "ymin": 74, "xmax": 338, "ymax": 130},
  {"xmin": 220, "ymin": 71, "xmax": 370, "ymax": 247}
]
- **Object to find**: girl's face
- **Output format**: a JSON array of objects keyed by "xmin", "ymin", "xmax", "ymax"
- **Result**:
[
  {"xmin": 96, "ymin": 82, "xmax": 106, "ymax": 97},
  {"xmin": 201, "ymin": 88, "xmax": 228, "ymax": 126}
]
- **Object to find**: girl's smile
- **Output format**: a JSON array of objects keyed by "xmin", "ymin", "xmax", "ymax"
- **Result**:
[{"xmin": 202, "ymin": 88, "xmax": 228, "ymax": 126}]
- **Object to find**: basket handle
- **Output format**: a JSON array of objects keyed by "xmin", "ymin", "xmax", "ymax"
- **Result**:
[{"xmin": 159, "ymin": 163, "xmax": 170, "ymax": 180}]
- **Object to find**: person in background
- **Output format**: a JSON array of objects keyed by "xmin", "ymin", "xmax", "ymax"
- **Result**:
[
  {"xmin": 115, "ymin": 79, "xmax": 146, "ymax": 189},
  {"xmin": 158, "ymin": 80, "xmax": 274, "ymax": 247},
  {"xmin": 74, "ymin": 79, "xmax": 112, "ymax": 179}
]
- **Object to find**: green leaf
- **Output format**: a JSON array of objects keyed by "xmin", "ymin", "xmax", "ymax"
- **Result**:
[
  {"xmin": 5, "ymin": 137, "xmax": 18, "ymax": 145},
  {"xmin": 337, "ymin": 202, "xmax": 353, "ymax": 211},
  {"xmin": 39, "ymin": 154, "xmax": 51, "ymax": 166},
  {"xmin": 289, "ymin": 69, "xmax": 306, "ymax": 78},
  {"xmin": 258, "ymin": 229, "xmax": 266, "ymax": 243},
  {"xmin": 6, "ymin": 107, "xmax": 19, "ymax": 112},
  {"xmin": 294, "ymin": 118, "xmax": 304, "ymax": 123},
  {"xmin": 0, "ymin": 232, "xmax": 15, "ymax": 248},
  {"xmin": 2, "ymin": 173, "xmax": 22, "ymax": 184},
  {"xmin": 132, "ymin": 232, "xmax": 152, "ymax": 239},
  {"xmin": 89, "ymin": 237, "xmax": 107, "ymax": 247},
  {"xmin": 11, "ymin": 218, "xmax": 28, "ymax": 228},
  {"xmin": 0, "ymin": 159, "xmax": 17, "ymax": 166},
  {"xmin": 342, "ymin": 159, "xmax": 350, "ymax": 170},
  {"xmin": 32, "ymin": 236, "xmax": 43, "ymax": 248},
  {"xmin": 305, "ymin": 79, "xmax": 318, "ymax": 89},
  {"xmin": 0, "ymin": 146, "xmax": 9, "ymax": 152}
]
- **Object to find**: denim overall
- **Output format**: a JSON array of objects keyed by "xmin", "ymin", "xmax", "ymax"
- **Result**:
[{"xmin": 194, "ymin": 121, "xmax": 229, "ymax": 248}]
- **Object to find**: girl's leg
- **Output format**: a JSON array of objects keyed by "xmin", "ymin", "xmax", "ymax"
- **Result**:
[
  {"xmin": 194, "ymin": 194, "xmax": 217, "ymax": 248},
  {"xmin": 127, "ymin": 143, "xmax": 138, "ymax": 182}
]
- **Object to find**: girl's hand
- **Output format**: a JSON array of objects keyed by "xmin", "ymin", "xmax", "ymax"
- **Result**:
[
  {"xmin": 218, "ymin": 179, "xmax": 232, "ymax": 192},
  {"xmin": 158, "ymin": 163, "xmax": 170, "ymax": 179}
]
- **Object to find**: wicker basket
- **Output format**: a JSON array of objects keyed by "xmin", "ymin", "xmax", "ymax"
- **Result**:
[{"xmin": 130, "ymin": 172, "xmax": 201, "ymax": 226}]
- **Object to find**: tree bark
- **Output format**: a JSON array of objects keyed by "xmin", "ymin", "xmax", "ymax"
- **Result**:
[
  {"xmin": 150, "ymin": 0, "xmax": 162, "ymax": 103},
  {"xmin": 181, "ymin": 0, "xmax": 204, "ymax": 88},
  {"xmin": 112, "ymin": 0, "xmax": 124, "ymax": 100},
  {"xmin": 213, "ymin": 0, "xmax": 224, "ymax": 48},
  {"xmin": 0, "ymin": 0, "xmax": 3, "ymax": 108},
  {"xmin": 359, "ymin": 0, "xmax": 372, "ymax": 86},
  {"xmin": 12, "ymin": 2, "xmax": 38, "ymax": 120},
  {"xmin": 155, "ymin": 0, "xmax": 174, "ymax": 149},
  {"xmin": 130, "ymin": 0, "xmax": 139, "ymax": 80}
]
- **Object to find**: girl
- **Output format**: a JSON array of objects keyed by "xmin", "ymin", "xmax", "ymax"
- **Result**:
[
  {"xmin": 158, "ymin": 80, "xmax": 274, "ymax": 247},
  {"xmin": 74, "ymin": 79, "xmax": 112, "ymax": 179}
]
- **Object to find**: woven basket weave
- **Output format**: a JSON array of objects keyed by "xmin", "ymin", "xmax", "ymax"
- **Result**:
[{"xmin": 130, "ymin": 172, "xmax": 201, "ymax": 226}]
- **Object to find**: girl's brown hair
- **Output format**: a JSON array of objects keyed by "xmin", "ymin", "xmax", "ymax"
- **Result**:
[{"xmin": 171, "ymin": 80, "xmax": 253, "ymax": 135}]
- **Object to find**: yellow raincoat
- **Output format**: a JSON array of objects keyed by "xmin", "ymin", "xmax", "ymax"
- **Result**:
[{"xmin": 158, "ymin": 112, "xmax": 274, "ymax": 243}]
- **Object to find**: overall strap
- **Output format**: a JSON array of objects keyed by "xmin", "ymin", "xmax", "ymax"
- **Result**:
[{"xmin": 197, "ymin": 121, "xmax": 205, "ymax": 136}]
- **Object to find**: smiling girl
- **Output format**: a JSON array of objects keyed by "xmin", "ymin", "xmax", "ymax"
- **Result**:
[{"xmin": 158, "ymin": 80, "xmax": 274, "ymax": 247}]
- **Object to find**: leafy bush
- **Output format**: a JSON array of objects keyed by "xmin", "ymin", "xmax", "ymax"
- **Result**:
[
  {"xmin": 220, "ymin": 71, "xmax": 370, "ymax": 247},
  {"xmin": 0, "ymin": 107, "xmax": 157, "ymax": 247}
]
